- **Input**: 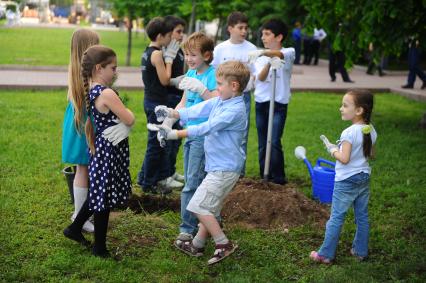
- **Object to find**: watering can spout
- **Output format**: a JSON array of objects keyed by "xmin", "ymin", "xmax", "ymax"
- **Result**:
[{"xmin": 303, "ymin": 158, "xmax": 314, "ymax": 179}]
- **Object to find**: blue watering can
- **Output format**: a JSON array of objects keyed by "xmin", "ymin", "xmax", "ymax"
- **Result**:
[{"xmin": 295, "ymin": 146, "xmax": 336, "ymax": 204}]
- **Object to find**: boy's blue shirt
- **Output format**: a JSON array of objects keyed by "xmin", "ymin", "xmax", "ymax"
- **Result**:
[
  {"xmin": 184, "ymin": 65, "xmax": 216, "ymax": 126},
  {"xmin": 178, "ymin": 95, "xmax": 246, "ymax": 173}
]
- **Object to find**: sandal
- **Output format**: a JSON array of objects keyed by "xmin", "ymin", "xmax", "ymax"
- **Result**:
[
  {"xmin": 309, "ymin": 251, "xmax": 332, "ymax": 264},
  {"xmin": 207, "ymin": 241, "xmax": 238, "ymax": 265},
  {"xmin": 350, "ymin": 248, "xmax": 366, "ymax": 261},
  {"xmin": 174, "ymin": 240, "xmax": 204, "ymax": 257}
]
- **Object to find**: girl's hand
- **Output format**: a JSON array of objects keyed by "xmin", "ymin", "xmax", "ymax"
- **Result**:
[{"xmin": 320, "ymin": 135, "xmax": 339, "ymax": 156}]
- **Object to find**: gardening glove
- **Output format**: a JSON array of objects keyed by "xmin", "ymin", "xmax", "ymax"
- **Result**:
[
  {"xmin": 178, "ymin": 77, "xmax": 207, "ymax": 96},
  {"xmin": 154, "ymin": 105, "xmax": 176, "ymax": 122},
  {"xmin": 102, "ymin": 119, "xmax": 132, "ymax": 146},
  {"xmin": 163, "ymin": 39, "xmax": 180, "ymax": 64},
  {"xmin": 147, "ymin": 123, "xmax": 167, "ymax": 147},
  {"xmin": 170, "ymin": 75, "xmax": 185, "ymax": 87},
  {"xmin": 269, "ymin": 56, "xmax": 285, "ymax": 70},
  {"xmin": 320, "ymin": 134, "xmax": 339, "ymax": 156},
  {"xmin": 147, "ymin": 124, "xmax": 178, "ymax": 140},
  {"xmin": 245, "ymin": 75, "xmax": 255, "ymax": 91},
  {"xmin": 248, "ymin": 49, "xmax": 265, "ymax": 63}
]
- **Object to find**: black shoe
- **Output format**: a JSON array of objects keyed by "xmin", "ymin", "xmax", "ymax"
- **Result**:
[
  {"xmin": 344, "ymin": 80, "xmax": 355, "ymax": 83},
  {"xmin": 63, "ymin": 227, "xmax": 91, "ymax": 247},
  {"xmin": 421, "ymin": 82, "xmax": 426, "ymax": 90},
  {"xmin": 92, "ymin": 246, "xmax": 111, "ymax": 258},
  {"xmin": 402, "ymin": 84, "xmax": 414, "ymax": 89},
  {"xmin": 366, "ymin": 71, "xmax": 374, "ymax": 75},
  {"xmin": 379, "ymin": 72, "xmax": 386, "ymax": 77},
  {"xmin": 331, "ymin": 77, "xmax": 336, "ymax": 82}
]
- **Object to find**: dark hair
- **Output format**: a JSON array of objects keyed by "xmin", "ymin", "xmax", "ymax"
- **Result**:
[
  {"xmin": 164, "ymin": 15, "xmax": 186, "ymax": 30},
  {"xmin": 347, "ymin": 89, "xmax": 374, "ymax": 158},
  {"xmin": 145, "ymin": 17, "xmax": 174, "ymax": 41},
  {"xmin": 261, "ymin": 19, "xmax": 288, "ymax": 42},
  {"xmin": 227, "ymin": 11, "xmax": 248, "ymax": 27},
  {"xmin": 81, "ymin": 45, "xmax": 116, "ymax": 154}
]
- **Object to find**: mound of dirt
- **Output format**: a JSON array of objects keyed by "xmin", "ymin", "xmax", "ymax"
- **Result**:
[
  {"xmin": 222, "ymin": 178, "xmax": 330, "ymax": 229},
  {"xmin": 127, "ymin": 193, "xmax": 180, "ymax": 214}
]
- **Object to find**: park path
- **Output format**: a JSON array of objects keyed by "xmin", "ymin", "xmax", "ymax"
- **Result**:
[{"xmin": 0, "ymin": 60, "xmax": 425, "ymax": 102}]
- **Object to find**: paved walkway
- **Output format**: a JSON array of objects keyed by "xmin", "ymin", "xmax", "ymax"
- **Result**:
[{"xmin": 1, "ymin": 60, "xmax": 425, "ymax": 102}]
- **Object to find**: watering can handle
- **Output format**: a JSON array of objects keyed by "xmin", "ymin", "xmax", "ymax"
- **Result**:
[{"xmin": 316, "ymin": 158, "xmax": 336, "ymax": 168}]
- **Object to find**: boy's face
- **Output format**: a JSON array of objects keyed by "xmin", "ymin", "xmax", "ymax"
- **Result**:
[
  {"xmin": 216, "ymin": 76, "xmax": 238, "ymax": 100},
  {"xmin": 184, "ymin": 49, "xmax": 208, "ymax": 70},
  {"xmin": 172, "ymin": 24, "xmax": 185, "ymax": 43},
  {"xmin": 159, "ymin": 31, "xmax": 172, "ymax": 47},
  {"xmin": 261, "ymin": 29, "xmax": 282, "ymax": 49},
  {"xmin": 228, "ymin": 22, "xmax": 248, "ymax": 43}
]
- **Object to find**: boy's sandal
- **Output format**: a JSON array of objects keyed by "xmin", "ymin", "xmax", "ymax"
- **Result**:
[
  {"xmin": 174, "ymin": 240, "xmax": 204, "ymax": 257},
  {"xmin": 350, "ymin": 248, "xmax": 366, "ymax": 261},
  {"xmin": 207, "ymin": 241, "xmax": 238, "ymax": 265},
  {"xmin": 309, "ymin": 251, "xmax": 332, "ymax": 264}
]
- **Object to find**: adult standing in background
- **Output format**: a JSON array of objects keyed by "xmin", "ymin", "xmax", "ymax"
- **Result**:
[
  {"xmin": 292, "ymin": 22, "xmax": 302, "ymax": 65},
  {"xmin": 402, "ymin": 38, "xmax": 426, "ymax": 89}
]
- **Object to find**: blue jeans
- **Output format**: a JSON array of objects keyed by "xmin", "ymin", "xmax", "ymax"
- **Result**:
[
  {"xmin": 138, "ymin": 98, "xmax": 169, "ymax": 190},
  {"xmin": 255, "ymin": 101, "xmax": 287, "ymax": 184},
  {"xmin": 166, "ymin": 94, "xmax": 183, "ymax": 177},
  {"xmin": 318, "ymin": 172, "xmax": 370, "ymax": 260},
  {"xmin": 240, "ymin": 91, "xmax": 251, "ymax": 176},
  {"xmin": 179, "ymin": 137, "xmax": 206, "ymax": 235}
]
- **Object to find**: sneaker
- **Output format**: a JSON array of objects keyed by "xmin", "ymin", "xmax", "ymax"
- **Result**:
[
  {"xmin": 172, "ymin": 172, "xmax": 185, "ymax": 183},
  {"xmin": 63, "ymin": 227, "xmax": 91, "ymax": 247},
  {"xmin": 174, "ymin": 240, "xmax": 204, "ymax": 257},
  {"xmin": 71, "ymin": 214, "xmax": 95, "ymax": 233},
  {"xmin": 158, "ymin": 177, "xmax": 184, "ymax": 190},
  {"xmin": 350, "ymin": 248, "xmax": 366, "ymax": 261},
  {"xmin": 402, "ymin": 84, "xmax": 414, "ymax": 89},
  {"xmin": 207, "ymin": 241, "xmax": 238, "ymax": 265},
  {"xmin": 309, "ymin": 251, "xmax": 332, "ymax": 264}
]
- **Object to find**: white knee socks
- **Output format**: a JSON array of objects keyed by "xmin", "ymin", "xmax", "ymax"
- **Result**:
[{"xmin": 73, "ymin": 185, "xmax": 88, "ymax": 217}]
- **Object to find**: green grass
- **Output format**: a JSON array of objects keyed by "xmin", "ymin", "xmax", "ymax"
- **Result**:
[
  {"xmin": 0, "ymin": 27, "xmax": 149, "ymax": 66},
  {"xmin": 1, "ymin": 90, "xmax": 425, "ymax": 282}
]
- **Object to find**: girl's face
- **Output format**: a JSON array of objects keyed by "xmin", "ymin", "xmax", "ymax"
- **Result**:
[
  {"xmin": 340, "ymin": 94, "xmax": 364, "ymax": 123},
  {"xmin": 97, "ymin": 57, "xmax": 117, "ymax": 86},
  {"xmin": 172, "ymin": 24, "xmax": 185, "ymax": 43},
  {"xmin": 184, "ymin": 49, "xmax": 208, "ymax": 71}
]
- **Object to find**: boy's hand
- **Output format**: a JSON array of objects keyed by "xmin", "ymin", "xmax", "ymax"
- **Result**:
[
  {"xmin": 163, "ymin": 39, "xmax": 180, "ymax": 64},
  {"xmin": 269, "ymin": 56, "xmax": 285, "ymax": 70},
  {"xmin": 102, "ymin": 119, "xmax": 132, "ymax": 146},
  {"xmin": 248, "ymin": 49, "xmax": 265, "ymax": 63},
  {"xmin": 320, "ymin": 134, "xmax": 339, "ymax": 156},
  {"xmin": 178, "ymin": 77, "xmax": 207, "ymax": 95},
  {"xmin": 170, "ymin": 75, "xmax": 185, "ymax": 87},
  {"xmin": 159, "ymin": 125, "xmax": 178, "ymax": 140},
  {"xmin": 146, "ymin": 123, "xmax": 167, "ymax": 147},
  {"xmin": 154, "ymin": 105, "xmax": 175, "ymax": 122}
]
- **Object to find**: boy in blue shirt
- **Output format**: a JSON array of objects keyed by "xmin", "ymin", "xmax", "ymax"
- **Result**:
[{"xmin": 152, "ymin": 61, "xmax": 250, "ymax": 265}]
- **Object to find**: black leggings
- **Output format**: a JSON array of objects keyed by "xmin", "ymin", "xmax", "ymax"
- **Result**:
[{"xmin": 69, "ymin": 199, "xmax": 110, "ymax": 252}]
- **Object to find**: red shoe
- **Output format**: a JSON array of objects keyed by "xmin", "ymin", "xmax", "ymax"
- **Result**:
[{"xmin": 309, "ymin": 251, "xmax": 332, "ymax": 264}]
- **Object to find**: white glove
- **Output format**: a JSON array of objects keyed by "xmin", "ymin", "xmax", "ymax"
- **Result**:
[
  {"xmin": 170, "ymin": 75, "xmax": 185, "ymax": 87},
  {"xmin": 163, "ymin": 39, "xmax": 180, "ymax": 64},
  {"xmin": 245, "ymin": 75, "xmax": 255, "ymax": 91},
  {"xmin": 320, "ymin": 135, "xmax": 339, "ymax": 156},
  {"xmin": 154, "ymin": 105, "xmax": 175, "ymax": 122},
  {"xmin": 178, "ymin": 77, "xmax": 207, "ymax": 96},
  {"xmin": 147, "ymin": 123, "xmax": 167, "ymax": 147},
  {"xmin": 102, "ymin": 119, "xmax": 132, "ymax": 146},
  {"xmin": 147, "ymin": 124, "xmax": 178, "ymax": 140},
  {"xmin": 269, "ymin": 56, "xmax": 285, "ymax": 70},
  {"xmin": 248, "ymin": 49, "xmax": 265, "ymax": 63}
]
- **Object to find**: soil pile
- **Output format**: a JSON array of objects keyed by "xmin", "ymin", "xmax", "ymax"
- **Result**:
[{"xmin": 222, "ymin": 178, "xmax": 330, "ymax": 229}]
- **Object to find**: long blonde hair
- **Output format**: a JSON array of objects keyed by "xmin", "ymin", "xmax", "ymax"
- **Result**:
[
  {"xmin": 81, "ymin": 45, "xmax": 117, "ymax": 154},
  {"xmin": 68, "ymin": 29, "xmax": 100, "ymax": 134}
]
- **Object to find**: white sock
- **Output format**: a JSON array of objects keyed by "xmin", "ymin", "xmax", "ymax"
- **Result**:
[
  {"xmin": 213, "ymin": 233, "xmax": 228, "ymax": 245},
  {"xmin": 73, "ymin": 185, "xmax": 88, "ymax": 217}
]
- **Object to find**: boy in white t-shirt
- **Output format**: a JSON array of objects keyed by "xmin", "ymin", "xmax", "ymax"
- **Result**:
[
  {"xmin": 211, "ymin": 11, "xmax": 257, "ymax": 176},
  {"xmin": 248, "ymin": 19, "xmax": 295, "ymax": 184}
]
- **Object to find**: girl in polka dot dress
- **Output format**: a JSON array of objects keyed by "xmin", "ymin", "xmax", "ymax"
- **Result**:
[{"xmin": 63, "ymin": 45, "xmax": 135, "ymax": 258}]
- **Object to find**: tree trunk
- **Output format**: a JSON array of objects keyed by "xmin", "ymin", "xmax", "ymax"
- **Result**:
[
  {"xmin": 214, "ymin": 17, "xmax": 222, "ymax": 44},
  {"xmin": 126, "ymin": 17, "xmax": 133, "ymax": 66},
  {"xmin": 188, "ymin": 0, "xmax": 196, "ymax": 34}
]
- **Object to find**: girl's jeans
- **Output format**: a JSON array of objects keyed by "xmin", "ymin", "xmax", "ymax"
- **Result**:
[
  {"xmin": 318, "ymin": 172, "xmax": 370, "ymax": 259},
  {"xmin": 179, "ymin": 136, "xmax": 206, "ymax": 235}
]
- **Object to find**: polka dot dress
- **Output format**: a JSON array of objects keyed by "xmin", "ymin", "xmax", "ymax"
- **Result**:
[{"xmin": 88, "ymin": 85, "xmax": 131, "ymax": 212}]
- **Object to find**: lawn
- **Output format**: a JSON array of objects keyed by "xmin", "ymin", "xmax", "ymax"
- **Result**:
[
  {"xmin": 0, "ymin": 27, "xmax": 149, "ymax": 67},
  {"xmin": 0, "ymin": 90, "xmax": 425, "ymax": 282}
]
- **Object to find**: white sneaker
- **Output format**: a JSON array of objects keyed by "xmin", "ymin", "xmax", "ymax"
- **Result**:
[
  {"xmin": 172, "ymin": 172, "xmax": 185, "ymax": 182},
  {"xmin": 71, "ymin": 214, "xmax": 95, "ymax": 233},
  {"xmin": 158, "ymin": 177, "xmax": 184, "ymax": 189}
]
